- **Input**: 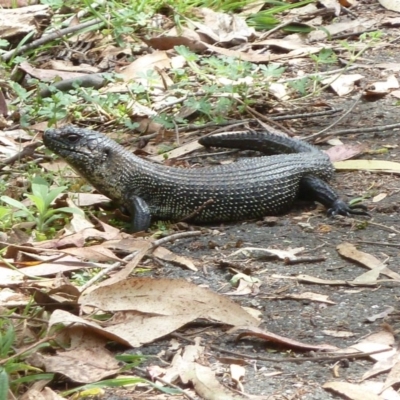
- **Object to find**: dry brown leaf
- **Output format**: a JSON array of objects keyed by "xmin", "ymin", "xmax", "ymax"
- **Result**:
[
  {"xmin": 378, "ymin": 0, "xmax": 400, "ymax": 12},
  {"xmin": 362, "ymin": 350, "xmax": 400, "ymax": 381},
  {"xmin": 287, "ymin": 292, "xmax": 335, "ymax": 304},
  {"xmin": 144, "ymin": 36, "xmax": 207, "ymax": 52},
  {"xmin": 381, "ymin": 354, "xmax": 400, "ymax": 393},
  {"xmin": 30, "ymin": 327, "xmax": 120, "ymax": 383},
  {"xmin": 182, "ymin": 362, "xmax": 246, "ymax": 400},
  {"xmin": 225, "ymin": 277, "xmax": 261, "ymax": 296},
  {"xmin": 255, "ymin": 37, "xmax": 308, "ymax": 50},
  {"xmin": 366, "ymin": 74, "xmax": 399, "ymax": 96},
  {"xmin": 322, "ymin": 330, "xmax": 355, "ymax": 338},
  {"xmin": 48, "ymin": 309, "xmax": 132, "ymax": 346},
  {"xmin": 293, "ymin": 275, "xmax": 339, "ymax": 285},
  {"xmin": 69, "ymin": 192, "xmax": 110, "ymax": 207},
  {"xmin": 20, "ymin": 385, "xmax": 65, "ymax": 400},
  {"xmin": 0, "ymin": 256, "xmax": 101, "ymax": 285},
  {"xmin": 61, "ymin": 245, "xmax": 123, "ymax": 263},
  {"xmin": 0, "ymin": 288, "xmax": 30, "ymax": 306},
  {"xmin": 325, "ymin": 144, "xmax": 364, "ymax": 162},
  {"xmin": 230, "ymin": 246, "xmax": 304, "ymax": 261},
  {"xmin": 322, "ymin": 74, "xmax": 364, "ymax": 96},
  {"xmin": 80, "ymin": 277, "xmax": 258, "ymax": 327},
  {"xmin": 351, "ymin": 268, "xmax": 382, "ymax": 285},
  {"xmin": 103, "ymin": 311, "xmax": 207, "ymax": 347},
  {"xmin": 323, "ymin": 381, "xmax": 381, "ymax": 400},
  {"xmin": 193, "ymin": 7, "xmax": 255, "ymax": 44},
  {"xmin": 337, "ymin": 242, "xmax": 400, "ymax": 281},
  {"xmin": 372, "ymin": 193, "xmax": 387, "ymax": 203},
  {"xmin": 120, "ymin": 51, "xmax": 171, "ymax": 84},
  {"xmin": 335, "ymin": 330, "xmax": 396, "ymax": 364},
  {"xmin": 229, "ymin": 326, "xmax": 338, "ymax": 351},
  {"xmin": 19, "ymin": 61, "xmax": 87, "ymax": 82},
  {"xmin": 93, "ymin": 241, "xmax": 152, "ymax": 288},
  {"xmin": 153, "ymin": 246, "xmax": 197, "ymax": 271},
  {"xmin": 366, "ymin": 307, "xmax": 394, "ymax": 322}
]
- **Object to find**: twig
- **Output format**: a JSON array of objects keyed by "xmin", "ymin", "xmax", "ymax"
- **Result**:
[
  {"xmin": 178, "ymin": 119, "xmax": 252, "ymax": 133},
  {"xmin": 339, "ymin": 5, "xmax": 359, "ymax": 19},
  {"xmin": 271, "ymin": 108, "xmax": 342, "ymax": 121},
  {"xmin": 258, "ymin": 19, "xmax": 297, "ymax": 40},
  {"xmin": 331, "ymin": 28, "xmax": 376, "ymax": 40},
  {"xmin": 180, "ymin": 200, "xmax": 215, "ymax": 222},
  {"xmin": 79, "ymin": 230, "xmax": 202, "ymax": 291},
  {"xmin": 152, "ymin": 230, "xmax": 202, "ymax": 248},
  {"xmin": 79, "ymin": 250, "xmax": 141, "ymax": 292},
  {"xmin": 171, "ymin": 333, "xmax": 391, "ymax": 363},
  {"xmin": 367, "ymin": 221, "xmax": 400, "ymax": 235},
  {"xmin": 0, "ymin": 142, "xmax": 42, "ymax": 171},
  {"xmin": 235, "ymin": 98, "xmax": 293, "ymax": 135},
  {"xmin": 284, "ymin": 256, "xmax": 326, "ymax": 265},
  {"xmin": 356, "ymin": 240, "xmax": 400, "ymax": 248},
  {"xmin": 321, "ymin": 122, "xmax": 400, "ymax": 137},
  {"xmin": 1, "ymin": 19, "xmax": 104, "ymax": 62},
  {"xmin": 304, "ymin": 89, "xmax": 364, "ymax": 140},
  {"xmin": 210, "ymin": 345, "xmax": 392, "ymax": 363}
]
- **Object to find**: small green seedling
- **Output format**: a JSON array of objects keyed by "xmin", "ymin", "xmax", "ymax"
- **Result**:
[{"xmin": 1, "ymin": 176, "xmax": 83, "ymax": 234}]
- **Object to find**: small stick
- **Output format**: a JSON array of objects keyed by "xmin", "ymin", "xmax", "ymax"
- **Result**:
[
  {"xmin": 152, "ymin": 230, "xmax": 202, "ymax": 248},
  {"xmin": 1, "ymin": 19, "xmax": 104, "ymax": 61},
  {"xmin": 0, "ymin": 142, "xmax": 42, "ymax": 171},
  {"xmin": 284, "ymin": 256, "xmax": 326, "ymax": 265},
  {"xmin": 323, "ymin": 122, "xmax": 400, "ymax": 137},
  {"xmin": 304, "ymin": 88, "xmax": 364, "ymax": 140},
  {"xmin": 171, "ymin": 332, "xmax": 391, "ymax": 363},
  {"xmin": 79, "ymin": 230, "xmax": 202, "ymax": 291},
  {"xmin": 356, "ymin": 240, "xmax": 400, "ymax": 248}
]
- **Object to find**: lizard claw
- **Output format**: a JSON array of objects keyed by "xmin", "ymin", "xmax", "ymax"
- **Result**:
[{"xmin": 328, "ymin": 200, "xmax": 370, "ymax": 217}]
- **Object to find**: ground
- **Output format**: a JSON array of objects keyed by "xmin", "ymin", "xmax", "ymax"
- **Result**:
[{"xmin": 105, "ymin": 93, "xmax": 400, "ymax": 399}]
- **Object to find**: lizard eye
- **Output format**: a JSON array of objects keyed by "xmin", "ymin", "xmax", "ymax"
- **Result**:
[{"xmin": 65, "ymin": 134, "xmax": 81, "ymax": 143}]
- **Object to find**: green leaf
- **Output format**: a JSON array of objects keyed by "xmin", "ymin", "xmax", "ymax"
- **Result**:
[
  {"xmin": 44, "ymin": 186, "xmax": 68, "ymax": 208},
  {"xmin": 0, "ymin": 196, "xmax": 30, "ymax": 213},
  {"xmin": 0, "ymin": 324, "xmax": 15, "ymax": 357},
  {"xmin": 0, "ymin": 207, "xmax": 11, "ymax": 219},
  {"xmin": 26, "ymin": 194, "xmax": 46, "ymax": 215},
  {"xmin": 55, "ymin": 207, "xmax": 84, "ymax": 216},
  {"xmin": 62, "ymin": 377, "xmax": 149, "ymax": 395},
  {"xmin": 0, "ymin": 368, "xmax": 9, "ymax": 400},
  {"xmin": 31, "ymin": 176, "xmax": 49, "ymax": 199},
  {"xmin": 11, "ymin": 373, "xmax": 54, "ymax": 385}
]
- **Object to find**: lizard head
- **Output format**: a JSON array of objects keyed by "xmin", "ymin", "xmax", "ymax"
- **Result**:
[
  {"xmin": 43, "ymin": 126, "xmax": 125, "ymax": 201},
  {"xmin": 43, "ymin": 125, "xmax": 114, "ymax": 167}
]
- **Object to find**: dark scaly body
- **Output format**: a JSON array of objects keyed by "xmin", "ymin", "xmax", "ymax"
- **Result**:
[{"xmin": 43, "ymin": 127, "xmax": 367, "ymax": 231}]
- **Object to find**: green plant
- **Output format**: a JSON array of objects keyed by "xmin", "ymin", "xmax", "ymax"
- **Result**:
[
  {"xmin": 310, "ymin": 48, "xmax": 337, "ymax": 66},
  {"xmin": 0, "ymin": 176, "xmax": 83, "ymax": 235},
  {"xmin": 0, "ymin": 318, "xmax": 53, "ymax": 398},
  {"xmin": 247, "ymin": 0, "xmax": 316, "ymax": 31},
  {"xmin": 288, "ymin": 77, "xmax": 311, "ymax": 97}
]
